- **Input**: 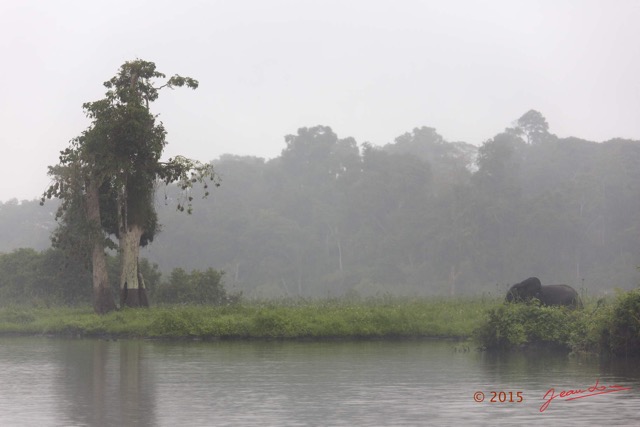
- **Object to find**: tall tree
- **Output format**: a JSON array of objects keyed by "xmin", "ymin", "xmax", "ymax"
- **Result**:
[
  {"xmin": 512, "ymin": 109, "xmax": 550, "ymax": 145},
  {"xmin": 43, "ymin": 59, "xmax": 217, "ymax": 312},
  {"xmin": 44, "ymin": 134, "xmax": 118, "ymax": 313}
]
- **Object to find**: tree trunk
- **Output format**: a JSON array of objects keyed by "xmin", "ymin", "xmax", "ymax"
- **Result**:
[
  {"xmin": 86, "ymin": 179, "xmax": 117, "ymax": 314},
  {"xmin": 119, "ymin": 223, "xmax": 148, "ymax": 307},
  {"xmin": 449, "ymin": 264, "xmax": 460, "ymax": 297},
  {"xmin": 92, "ymin": 241, "xmax": 117, "ymax": 314}
]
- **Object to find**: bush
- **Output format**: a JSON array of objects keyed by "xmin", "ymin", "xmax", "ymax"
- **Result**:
[
  {"xmin": 0, "ymin": 248, "xmax": 92, "ymax": 306},
  {"xmin": 476, "ymin": 291, "xmax": 640, "ymax": 357},
  {"xmin": 153, "ymin": 267, "xmax": 240, "ymax": 305},
  {"xmin": 148, "ymin": 308, "xmax": 201, "ymax": 336},
  {"xmin": 602, "ymin": 290, "xmax": 640, "ymax": 357},
  {"xmin": 475, "ymin": 302, "xmax": 578, "ymax": 351}
]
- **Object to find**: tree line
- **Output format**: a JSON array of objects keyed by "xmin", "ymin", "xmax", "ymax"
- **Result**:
[
  {"xmin": 0, "ymin": 248, "xmax": 232, "ymax": 306},
  {"xmin": 147, "ymin": 111, "xmax": 640, "ymax": 298},
  {"xmin": 2, "ymin": 93, "xmax": 639, "ymax": 303}
]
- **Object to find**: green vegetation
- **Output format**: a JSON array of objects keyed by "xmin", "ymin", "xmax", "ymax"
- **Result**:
[
  {"xmin": 5, "ymin": 110, "xmax": 640, "ymax": 299},
  {"xmin": 144, "ymin": 118, "xmax": 640, "ymax": 298},
  {"xmin": 599, "ymin": 290, "xmax": 640, "ymax": 357},
  {"xmin": 0, "ymin": 248, "xmax": 237, "ymax": 307},
  {"xmin": 41, "ymin": 59, "xmax": 216, "ymax": 312},
  {"xmin": 1, "ymin": 291, "xmax": 639, "ymax": 358},
  {"xmin": 154, "ymin": 267, "xmax": 238, "ymax": 305},
  {"xmin": 0, "ymin": 297, "xmax": 495, "ymax": 340},
  {"xmin": 476, "ymin": 290, "xmax": 640, "ymax": 357},
  {"xmin": 474, "ymin": 302, "xmax": 583, "ymax": 351}
]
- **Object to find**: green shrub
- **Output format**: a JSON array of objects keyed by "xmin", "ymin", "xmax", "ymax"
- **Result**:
[
  {"xmin": 0, "ymin": 307, "xmax": 36, "ymax": 324},
  {"xmin": 601, "ymin": 290, "xmax": 640, "ymax": 357},
  {"xmin": 475, "ymin": 302, "xmax": 578, "ymax": 351},
  {"xmin": 153, "ymin": 268, "xmax": 240, "ymax": 305},
  {"xmin": 148, "ymin": 309, "xmax": 196, "ymax": 336}
]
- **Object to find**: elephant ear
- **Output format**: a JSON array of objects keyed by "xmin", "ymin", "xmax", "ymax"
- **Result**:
[
  {"xmin": 530, "ymin": 278, "xmax": 543, "ymax": 298},
  {"xmin": 524, "ymin": 277, "xmax": 542, "ymax": 295}
]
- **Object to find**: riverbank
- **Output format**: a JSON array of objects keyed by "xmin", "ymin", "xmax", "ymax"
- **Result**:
[
  {"xmin": 3, "ymin": 292, "xmax": 638, "ymax": 358},
  {"xmin": 0, "ymin": 297, "xmax": 497, "ymax": 340},
  {"xmin": 476, "ymin": 289, "xmax": 640, "ymax": 358}
]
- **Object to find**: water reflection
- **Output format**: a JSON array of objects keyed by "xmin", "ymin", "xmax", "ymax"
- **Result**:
[
  {"xmin": 0, "ymin": 338, "xmax": 158, "ymax": 426},
  {"xmin": 477, "ymin": 348, "xmax": 640, "ymax": 423},
  {"xmin": 0, "ymin": 337, "xmax": 638, "ymax": 426},
  {"xmin": 479, "ymin": 348, "xmax": 604, "ymax": 384}
]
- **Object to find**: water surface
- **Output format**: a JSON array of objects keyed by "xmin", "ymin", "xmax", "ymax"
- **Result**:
[{"xmin": 0, "ymin": 337, "xmax": 638, "ymax": 425}]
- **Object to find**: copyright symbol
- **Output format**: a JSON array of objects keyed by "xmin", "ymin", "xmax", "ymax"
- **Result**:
[{"xmin": 474, "ymin": 391, "xmax": 485, "ymax": 402}]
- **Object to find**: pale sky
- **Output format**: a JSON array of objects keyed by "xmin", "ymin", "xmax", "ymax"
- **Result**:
[{"xmin": 1, "ymin": 0, "xmax": 639, "ymax": 202}]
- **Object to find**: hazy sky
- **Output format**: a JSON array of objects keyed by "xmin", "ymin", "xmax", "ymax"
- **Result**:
[{"xmin": 1, "ymin": 0, "xmax": 639, "ymax": 202}]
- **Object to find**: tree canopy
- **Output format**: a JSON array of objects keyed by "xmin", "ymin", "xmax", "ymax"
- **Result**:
[
  {"xmin": 41, "ymin": 59, "xmax": 217, "ymax": 313},
  {"xmin": 3, "ymin": 109, "xmax": 635, "ymax": 302},
  {"xmin": 146, "ymin": 117, "xmax": 640, "ymax": 298}
]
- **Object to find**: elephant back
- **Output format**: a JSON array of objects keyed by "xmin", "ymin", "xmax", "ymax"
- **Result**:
[{"xmin": 541, "ymin": 284, "xmax": 582, "ymax": 308}]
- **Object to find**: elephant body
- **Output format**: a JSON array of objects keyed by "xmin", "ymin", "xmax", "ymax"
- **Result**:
[{"xmin": 506, "ymin": 277, "xmax": 582, "ymax": 309}]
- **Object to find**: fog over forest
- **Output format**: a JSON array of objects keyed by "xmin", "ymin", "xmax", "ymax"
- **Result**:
[{"xmin": 2, "ymin": 110, "xmax": 639, "ymax": 299}]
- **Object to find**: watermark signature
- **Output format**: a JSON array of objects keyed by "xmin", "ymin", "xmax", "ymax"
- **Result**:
[
  {"xmin": 473, "ymin": 391, "xmax": 523, "ymax": 403},
  {"xmin": 540, "ymin": 379, "xmax": 632, "ymax": 412}
]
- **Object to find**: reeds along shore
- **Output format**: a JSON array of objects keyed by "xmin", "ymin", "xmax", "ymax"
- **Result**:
[
  {"xmin": 0, "ymin": 293, "xmax": 638, "ymax": 358},
  {"xmin": 0, "ymin": 297, "xmax": 492, "ymax": 340}
]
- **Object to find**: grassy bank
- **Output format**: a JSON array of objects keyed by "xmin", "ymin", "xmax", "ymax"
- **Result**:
[
  {"xmin": 3, "ymin": 292, "xmax": 638, "ymax": 357},
  {"xmin": 0, "ymin": 297, "xmax": 498, "ymax": 340}
]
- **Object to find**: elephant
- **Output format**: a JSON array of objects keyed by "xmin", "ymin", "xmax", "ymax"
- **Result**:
[{"xmin": 505, "ymin": 277, "xmax": 582, "ymax": 309}]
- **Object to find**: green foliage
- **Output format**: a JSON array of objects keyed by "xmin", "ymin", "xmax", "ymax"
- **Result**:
[
  {"xmin": 513, "ymin": 109, "xmax": 550, "ymax": 144},
  {"xmin": 0, "ymin": 292, "xmax": 637, "ymax": 358},
  {"xmin": 136, "ymin": 113, "xmax": 640, "ymax": 297},
  {"xmin": 0, "ymin": 247, "xmax": 237, "ymax": 308},
  {"xmin": 475, "ymin": 303, "xmax": 579, "ymax": 351},
  {"xmin": 0, "ymin": 248, "xmax": 169, "ymax": 307},
  {"xmin": 153, "ymin": 267, "xmax": 237, "ymax": 305},
  {"xmin": 601, "ymin": 290, "xmax": 640, "ymax": 357},
  {"xmin": 148, "ymin": 308, "xmax": 202, "ymax": 336},
  {"xmin": 43, "ymin": 59, "xmax": 216, "ymax": 237},
  {"xmin": 41, "ymin": 59, "xmax": 218, "ymax": 311},
  {"xmin": 0, "ymin": 248, "xmax": 91, "ymax": 305},
  {"xmin": 0, "ymin": 297, "xmax": 495, "ymax": 340},
  {"xmin": 476, "ymin": 290, "xmax": 640, "ymax": 358},
  {"xmin": 12, "ymin": 108, "xmax": 639, "ymax": 298}
]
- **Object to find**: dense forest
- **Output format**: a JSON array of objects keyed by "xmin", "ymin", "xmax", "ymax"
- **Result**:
[{"xmin": 1, "ymin": 110, "xmax": 639, "ymax": 302}]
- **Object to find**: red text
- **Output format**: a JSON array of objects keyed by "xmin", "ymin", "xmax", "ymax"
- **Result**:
[{"xmin": 540, "ymin": 379, "xmax": 631, "ymax": 412}]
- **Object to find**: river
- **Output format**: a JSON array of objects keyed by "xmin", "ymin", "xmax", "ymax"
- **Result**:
[{"xmin": 0, "ymin": 337, "xmax": 638, "ymax": 426}]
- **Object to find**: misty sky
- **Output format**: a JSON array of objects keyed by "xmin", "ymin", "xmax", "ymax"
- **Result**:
[{"xmin": 1, "ymin": 0, "xmax": 639, "ymax": 202}]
